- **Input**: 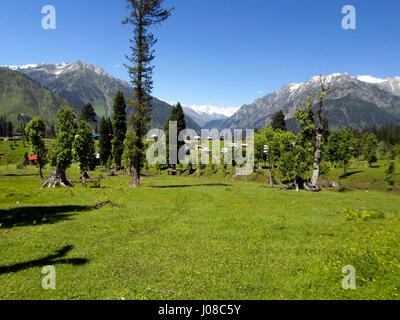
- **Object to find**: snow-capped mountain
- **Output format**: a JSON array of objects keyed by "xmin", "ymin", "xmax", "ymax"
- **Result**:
[
  {"xmin": 5, "ymin": 61, "xmax": 114, "ymax": 78},
  {"xmin": 2, "ymin": 61, "xmax": 200, "ymax": 130},
  {"xmin": 218, "ymin": 73, "xmax": 400, "ymax": 130},
  {"xmin": 181, "ymin": 105, "xmax": 234, "ymax": 127}
]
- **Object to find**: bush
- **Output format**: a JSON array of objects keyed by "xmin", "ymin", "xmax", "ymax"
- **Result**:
[
  {"xmin": 204, "ymin": 166, "xmax": 216, "ymax": 177},
  {"xmin": 385, "ymin": 161, "xmax": 396, "ymax": 188},
  {"xmin": 344, "ymin": 209, "xmax": 384, "ymax": 222}
]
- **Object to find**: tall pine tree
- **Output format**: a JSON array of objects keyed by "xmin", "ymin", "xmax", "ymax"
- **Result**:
[
  {"xmin": 99, "ymin": 116, "xmax": 113, "ymax": 168},
  {"xmin": 271, "ymin": 110, "xmax": 287, "ymax": 131},
  {"xmin": 112, "ymin": 91, "xmax": 127, "ymax": 167},
  {"xmin": 79, "ymin": 103, "xmax": 97, "ymax": 125},
  {"xmin": 164, "ymin": 103, "xmax": 186, "ymax": 168},
  {"xmin": 123, "ymin": 0, "xmax": 173, "ymax": 187}
]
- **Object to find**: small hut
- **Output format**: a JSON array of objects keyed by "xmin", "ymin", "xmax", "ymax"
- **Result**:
[{"xmin": 28, "ymin": 155, "xmax": 38, "ymax": 165}]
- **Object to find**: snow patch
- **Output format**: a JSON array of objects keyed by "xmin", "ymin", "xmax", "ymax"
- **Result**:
[
  {"xmin": 3, "ymin": 64, "xmax": 39, "ymax": 70},
  {"xmin": 356, "ymin": 75, "xmax": 385, "ymax": 84},
  {"xmin": 182, "ymin": 104, "xmax": 239, "ymax": 117},
  {"xmin": 289, "ymin": 83, "xmax": 303, "ymax": 92}
]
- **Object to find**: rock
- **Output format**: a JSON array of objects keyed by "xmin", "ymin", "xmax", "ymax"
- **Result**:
[{"xmin": 329, "ymin": 181, "xmax": 340, "ymax": 189}]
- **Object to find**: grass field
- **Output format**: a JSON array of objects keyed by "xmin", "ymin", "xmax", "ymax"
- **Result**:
[{"xmin": 0, "ymin": 162, "xmax": 399, "ymax": 300}]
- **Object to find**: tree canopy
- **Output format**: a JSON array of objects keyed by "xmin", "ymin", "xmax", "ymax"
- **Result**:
[
  {"xmin": 25, "ymin": 117, "xmax": 47, "ymax": 178},
  {"xmin": 79, "ymin": 103, "xmax": 97, "ymax": 125},
  {"xmin": 271, "ymin": 110, "xmax": 287, "ymax": 131}
]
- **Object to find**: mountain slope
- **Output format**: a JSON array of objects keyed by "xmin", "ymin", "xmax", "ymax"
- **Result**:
[
  {"xmin": 5, "ymin": 61, "xmax": 200, "ymax": 131},
  {"xmin": 0, "ymin": 67, "xmax": 75, "ymax": 124},
  {"xmin": 219, "ymin": 73, "xmax": 400, "ymax": 130}
]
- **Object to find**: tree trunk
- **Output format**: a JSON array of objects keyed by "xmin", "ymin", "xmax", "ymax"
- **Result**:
[
  {"xmin": 267, "ymin": 157, "xmax": 274, "ymax": 188},
  {"xmin": 81, "ymin": 171, "xmax": 90, "ymax": 186},
  {"xmin": 310, "ymin": 131, "xmax": 322, "ymax": 191},
  {"xmin": 268, "ymin": 167, "xmax": 274, "ymax": 188},
  {"xmin": 281, "ymin": 176, "xmax": 319, "ymax": 192},
  {"xmin": 308, "ymin": 78, "xmax": 329, "ymax": 192},
  {"xmin": 356, "ymin": 154, "xmax": 361, "ymax": 167},
  {"xmin": 39, "ymin": 165, "xmax": 43, "ymax": 180},
  {"xmin": 129, "ymin": 165, "xmax": 140, "ymax": 188},
  {"xmin": 41, "ymin": 165, "xmax": 72, "ymax": 189}
]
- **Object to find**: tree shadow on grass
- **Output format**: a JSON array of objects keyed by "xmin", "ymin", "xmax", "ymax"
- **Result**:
[
  {"xmin": 339, "ymin": 171, "xmax": 364, "ymax": 179},
  {"xmin": 0, "ymin": 245, "xmax": 88, "ymax": 275},
  {"xmin": 1, "ymin": 173, "xmax": 38, "ymax": 177},
  {"xmin": 0, "ymin": 205, "xmax": 94, "ymax": 229},
  {"xmin": 149, "ymin": 183, "xmax": 231, "ymax": 189}
]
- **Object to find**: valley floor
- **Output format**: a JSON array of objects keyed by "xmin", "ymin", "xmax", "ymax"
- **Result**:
[{"xmin": 0, "ymin": 165, "xmax": 399, "ymax": 300}]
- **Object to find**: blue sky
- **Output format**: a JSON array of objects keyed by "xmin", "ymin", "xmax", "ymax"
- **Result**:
[{"xmin": 1, "ymin": 0, "xmax": 399, "ymax": 112}]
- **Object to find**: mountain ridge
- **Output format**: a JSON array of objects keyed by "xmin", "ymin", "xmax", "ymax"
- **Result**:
[
  {"xmin": 217, "ymin": 73, "xmax": 400, "ymax": 130},
  {"xmin": 3, "ymin": 61, "xmax": 200, "ymax": 131},
  {"xmin": 0, "ymin": 67, "xmax": 77, "ymax": 124}
]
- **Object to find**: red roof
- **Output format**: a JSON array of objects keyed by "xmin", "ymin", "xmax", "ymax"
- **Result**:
[{"xmin": 28, "ymin": 156, "xmax": 38, "ymax": 160}]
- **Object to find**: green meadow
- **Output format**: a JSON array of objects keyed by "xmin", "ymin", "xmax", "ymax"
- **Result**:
[{"xmin": 0, "ymin": 156, "xmax": 399, "ymax": 300}]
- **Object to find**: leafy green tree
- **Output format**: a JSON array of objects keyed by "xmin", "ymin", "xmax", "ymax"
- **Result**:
[
  {"xmin": 25, "ymin": 117, "xmax": 48, "ymax": 178},
  {"xmin": 351, "ymin": 130, "xmax": 364, "ymax": 166},
  {"xmin": 79, "ymin": 103, "xmax": 97, "ymax": 125},
  {"xmin": 271, "ymin": 110, "xmax": 287, "ymax": 131},
  {"xmin": 293, "ymin": 79, "xmax": 329, "ymax": 191},
  {"xmin": 73, "ymin": 121, "xmax": 95, "ymax": 180},
  {"xmin": 22, "ymin": 152, "xmax": 29, "ymax": 169},
  {"xmin": 123, "ymin": 0, "xmax": 173, "ymax": 187},
  {"xmin": 363, "ymin": 133, "xmax": 378, "ymax": 167},
  {"xmin": 99, "ymin": 116, "xmax": 113, "ymax": 168},
  {"xmin": 325, "ymin": 129, "xmax": 354, "ymax": 175},
  {"xmin": 112, "ymin": 91, "xmax": 127, "ymax": 167},
  {"xmin": 275, "ymin": 130, "xmax": 298, "ymax": 182},
  {"xmin": 123, "ymin": 130, "xmax": 141, "ymax": 175},
  {"xmin": 107, "ymin": 155, "xmax": 113, "ymax": 170},
  {"xmin": 43, "ymin": 107, "xmax": 76, "ymax": 188},
  {"xmin": 293, "ymin": 97, "xmax": 316, "ymax": 180}
]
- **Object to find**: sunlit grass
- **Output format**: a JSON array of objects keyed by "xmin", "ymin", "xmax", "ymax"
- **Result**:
[{"xmin": 0, "ymin": 164, "xmax": 399, "ymax": 300}]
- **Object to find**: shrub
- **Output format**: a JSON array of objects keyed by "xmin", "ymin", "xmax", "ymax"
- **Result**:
[
  {"xmin": 385, "ymin": 161, "xmax": 396, "ymax": 188},
  {"xmin": 204, "ymin": 166, "xmax": 215, "ymax": 177},
  {"xmin": 344, "ymin": 209, "xmax": 384, "ymax": 222}
]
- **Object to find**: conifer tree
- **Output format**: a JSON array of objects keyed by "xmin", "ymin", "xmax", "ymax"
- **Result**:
[
  {"xmin": 164, "ymin": 103, "xmax": 186, "ymax": 168},
  {"xmin": 79, "ymin": 103, "xmax": 97, "ymax": 125},
  {"xmin": 99, "ymin": 116, "xmax": 113, "ymax": 168},
  {"xmin": 123, "ymin": 0, "xmax": 173, "ymax": 187},
  {"xmin": 112, "ymin": 91, "xmax": 127, "ymax": 167},
  {"xmin": 271, "ymin": 110, "xmax": 287, "ymax": 131}
]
